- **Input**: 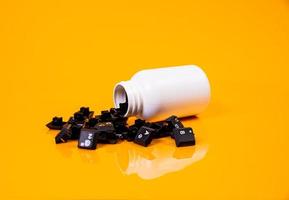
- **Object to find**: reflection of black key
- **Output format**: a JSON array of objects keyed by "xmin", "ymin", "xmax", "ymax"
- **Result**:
[
  {"xmin": 78, "ymin": 129, "xmax": 98, "ymax": 150},
  {"xmin": 134, "ymin": 126, "xmax": 155, "ymax": 147},
  {"xmin": 173, "ymin": 128, "xmax": 195, "ymax": 147},
  {"xmin": 166, "ymin": 115, "xmax": 184, "ymax": 131}
]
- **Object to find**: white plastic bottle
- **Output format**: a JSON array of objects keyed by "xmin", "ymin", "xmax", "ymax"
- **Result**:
[{"xmin": 113, "ymin": 65, "xmax": 211, "ymax": 121}]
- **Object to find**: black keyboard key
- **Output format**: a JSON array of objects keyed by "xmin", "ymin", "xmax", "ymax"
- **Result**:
[
  {"xmin": 100, "ymin": 110, "xmax": 112, "ymax": 122},
  {"xmin": 173, "ymin": 127, "xmax": 195, "ymax": 147},
  {"xmin": 134, "ymin": 126, "xmax": 155, "ymax": 147},
  {"xmin": 79, "ymin": 107, "xmax": 94, "ymax": 118},
  {"xmin": 46, "ymin": 117, "xmax": 66, "ymax": 130},
  {"xmin": 78, "ymin": 129, "xmax": 98, "ymax": 150},
  {"xmin": 166, "ymin": 115, "xmax": 184, "ymax": 131}
]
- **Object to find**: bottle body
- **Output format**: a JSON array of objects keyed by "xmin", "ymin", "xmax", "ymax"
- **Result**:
[{"xmin": 113, "ymin": 65, "xmax": 211, "ymax": 121}]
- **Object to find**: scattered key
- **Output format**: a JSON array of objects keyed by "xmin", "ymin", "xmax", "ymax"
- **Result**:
[
  {"xmin": 173, "ymin": 127, "xmax": 195, "ymax": 147},
  {"xmin": 95, "ymin": 131, "xmax": 118, "ymax": 144},
  {"xmin": 87, "ymin": 116, "xmax": 100, "ymax": 128},
  {"xmin": 70, "ymin": 124, "xmax": 82, "ymax": 140},
  {"xmin": 100, "ymin": 110, "xmax": 112, "ymax": 122},
  {"xmin": 55, "ymin": 124, "xmax": 72, "ymax": 143},
  {"xmin": 46, "ymin": 117, "xmax": 66, "ymax": 130},
  {"xmin": 166, "ymin": 115, "xmax": 184, "ymax": 130},
  {"xmin": 134, "ymin": 126, "xmax": 155, "ymax": 147},
  {"xmin": 79, "ymin": 107, "xmax": 94, "ymax": 118},
  {"xmin": 47, "ymin": 106, "xmax": 197, "ymax": 149},
  {"xmin": 149, "ymin": 122, "xmax": 170, "ymax": 139},
  {"xmin": 74, "ymin": 111, "xmax": 85, "ymax": 122},
  {"xmin": 118, "ymin": 102, "xmax": 128, "ymax": 116},
  {"xmin": 134, "ymin": 119, "xmax": 146, "ymax": 128},
  {"xmin": 94, "ymin": 122, "xmax": 115, "ymax": 132},
  {"xmin": 126, "ymin": 125, "xmax": 139, "ymax": 141},
  {"xmin": 109, "ymin": 108, "xmax": 118, "ymax": 116},
  {"xmin": 78, "ymin": 129, "xmax": 98, "ymax": 150}
]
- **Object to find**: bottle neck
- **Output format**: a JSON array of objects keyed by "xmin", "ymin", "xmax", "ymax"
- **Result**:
[{"xmin": 113, "ymin": 80, "xmax": 143, "ymax": 117}]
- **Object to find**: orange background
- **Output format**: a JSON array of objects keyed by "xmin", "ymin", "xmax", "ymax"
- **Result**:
[{"xmin": 1, "ymin": 0, "xmax": 289, "ymax": 199}]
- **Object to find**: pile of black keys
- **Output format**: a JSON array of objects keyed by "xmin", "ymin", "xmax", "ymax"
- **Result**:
[{"xmin": 46, "ymin": 104, "xmax": 196, "ymax": 150}]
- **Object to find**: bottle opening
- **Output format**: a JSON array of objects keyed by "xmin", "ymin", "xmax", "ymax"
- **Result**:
[
  {"xmin": 113, "ymin": 84, "xmax": 129, "ymax": 116},
  {"xmin": 114, "ymin": 81, "xmax": 142, "ymax": 118}
]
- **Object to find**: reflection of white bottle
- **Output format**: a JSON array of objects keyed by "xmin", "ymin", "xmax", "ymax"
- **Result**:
[
  {"xmin": 113, "ymin": 65, "xmax": 211, "ymax": 120},
  {"xmin": 118, "ymin": 144, "xmax": 208, "ymax": 180}
]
